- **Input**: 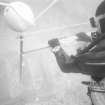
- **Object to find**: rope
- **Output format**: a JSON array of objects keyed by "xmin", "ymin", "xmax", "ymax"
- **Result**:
[{"xmin": 35, "ymin": 0, "xmax": 59, "ymax": 21}]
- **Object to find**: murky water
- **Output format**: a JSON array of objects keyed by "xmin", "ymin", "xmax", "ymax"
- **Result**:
[{"xmin": 0, "ymin": 0, "xmax": 103, "ymax": 105}]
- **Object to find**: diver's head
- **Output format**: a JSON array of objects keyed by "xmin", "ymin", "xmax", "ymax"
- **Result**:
[{"xmin": 90, "ymin": 1, "xmax": 105, "ymax": 34}]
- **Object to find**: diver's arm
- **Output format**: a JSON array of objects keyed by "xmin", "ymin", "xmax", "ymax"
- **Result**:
[
  {"xmin": 48, "ymin": 39, "xmax": 79, "ymax": 73},
  {"xmin": 54, "ymin": 47, "xmax": 79, "ymax": 73},
  {"xmin": 76, "ymin": 39, "xmax": 105, "ymax": 61}
]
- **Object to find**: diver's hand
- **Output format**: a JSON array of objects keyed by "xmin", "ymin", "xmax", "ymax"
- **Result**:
[
  {"xmin": 48, "ymin": 38, "xmax": 61, "ymax": 53},
  {"xmin": 76, "ymin": 32, "xmax": 91, "ymax": 42},
  {"xmin": 48, "ymin": 38, "xmax": 60, "ymax": 48}
]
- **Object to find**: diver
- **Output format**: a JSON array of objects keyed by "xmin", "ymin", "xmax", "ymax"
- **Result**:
[{"xmin": 48, "ymin": 0, "xmax": 105, "ymax": 82}]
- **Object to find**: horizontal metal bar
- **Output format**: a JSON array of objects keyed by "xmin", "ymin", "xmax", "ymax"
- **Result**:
[{"xmin": 23, "ymin": 46, "xmax": 49, "ymax": 54}]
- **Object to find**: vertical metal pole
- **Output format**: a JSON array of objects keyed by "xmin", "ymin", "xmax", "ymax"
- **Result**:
[{"xmin": 19, "ymin": 35, "xmax": 23, "ymax": 80}]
